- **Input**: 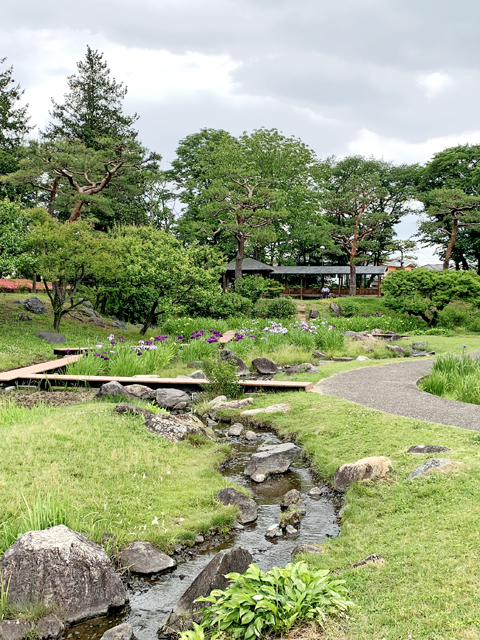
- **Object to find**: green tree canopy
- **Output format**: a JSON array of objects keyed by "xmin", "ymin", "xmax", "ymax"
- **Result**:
[{"xmin": 0, "ymin": 199, "xmax": 38, "ymax": 278}]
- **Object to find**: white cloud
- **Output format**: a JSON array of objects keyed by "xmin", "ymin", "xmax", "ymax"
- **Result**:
[{"xmin": 416, "ymin": 71, "xmax": 452, "ymax": 98}]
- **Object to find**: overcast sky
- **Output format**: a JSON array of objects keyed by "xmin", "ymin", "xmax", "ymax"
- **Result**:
[{"xmin": 4, "ymin": 0, "xmax": 478, "ymax": 263}]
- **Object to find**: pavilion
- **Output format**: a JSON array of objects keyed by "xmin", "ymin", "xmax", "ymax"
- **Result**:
[{"xmin": 224, "ymin": 258, "xmax": 387, "ymax": 298}]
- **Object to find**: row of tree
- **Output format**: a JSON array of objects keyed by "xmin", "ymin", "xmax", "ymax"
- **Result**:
[{"xmin": 2, "ymin": 47, "xmax": 480, "ymax": 299}]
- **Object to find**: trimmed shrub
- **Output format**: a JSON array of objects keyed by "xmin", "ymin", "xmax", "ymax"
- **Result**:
[{"xmin": 234, "ymin": 275, "xmax": 268, "ymax": 303}]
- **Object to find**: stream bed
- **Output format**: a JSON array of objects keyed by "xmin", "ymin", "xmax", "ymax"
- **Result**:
[{"xmin": 69, "ymin": 426, "xmax": 340, "ymax": 640}]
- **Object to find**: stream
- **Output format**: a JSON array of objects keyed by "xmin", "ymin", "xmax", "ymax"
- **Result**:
[{"xmin": 69, "ymin": 426, "xmax": 340, "ymax": 640}]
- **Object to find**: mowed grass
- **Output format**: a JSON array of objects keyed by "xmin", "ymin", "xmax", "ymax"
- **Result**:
[
  {"xmin": 0, "ymin": 400, "xmax": 235, "ymax": 553},
  {"xmin": 219, "ymin": 390, "xmax": 480, "ymax": 640}
]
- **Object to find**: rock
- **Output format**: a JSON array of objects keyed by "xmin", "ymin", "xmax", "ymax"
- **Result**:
[
  {"xmin": 240, "ymin": 403, "xmax": 291, "ymax": 417},
  {"xmin": 80, "ymin": 300, "xmax": 93, "ymax": 308},
  {"xmin": 408, "ymin": 458, "xmax": 455, "ymax": 479},
  {"xmin": 334, "ymin": 456, "xmax": 393, "ymax": 492},
  {"xmin": 165, "ymin": 547, "xmax": 253, "ymax": 631},
  {"xmin": 331, "ymin": 356, "xmax": 354, "ymax": 362},
  {"xmin": 0, "ymin": 620, "xmax": 34, "ymax": 640},
  {"xmin": 352, "ymin": 553, "xmax": 385, "ymax": 568},
  {"xmin": 155, "ymin": 388, "xmax": 191, "ymax": 410},
  {"xmin": 244, "ymin": 442, "xmax": 301, "ymax": 483},
  {"xmin": 145, "ymin": 413, "xmax": 212, "ymax": 443},
  {"xmin": 285, "ymin": 525, "xmax": 298, "ymax": 535},
  {"xmin": 79, "ymin": 305, "xmax": 98, "ymax": 318},
  {"xmin": 206, "ymin": 418, "xmax": 218, "ymax": 427},
  {"xmin": 207, "ymin": 395, "xmax": 227, "ymax": 407},
  {"xmin": 95, "ymin": 381, "xmax": 135, "ymax": 399},
  {"xmin": 291, "ymin": 543, "xmax": 322, "ymax": 559},
  {"xmin": 372, "ymin": 311, "xmax": 383, "ymax": 317},
  {"xmin": 216, "ymin": 488, "xmax": 258, "ymax": 524},
  {"xmin": 408, "ymin": 444, "xmax": 451, "ymax": 454},
  {"xmin": 228, "ymin": 423, "xmax": 244, "ymax": 436},
  {"xmin": 209, "ymin": 397, "xmax": 254, "ymax": 418},
  {"xmin": 363, "ymin": 313, "xmax": 371, "ymax": 317},
  {"xmin": 219, "ymin": 349, "xmax": 249, "ymax": 376},
  {"xmin": 245, "ymin": 430, "xmax": 257, "ymax": 441},
  {"xmin": 412, "ymin": 341, "xmax": 428, "ymax": 350},
  {"xmin": 36, "ymin": 614, "xmax": 65, "ymax": 639},
  {"xmin": 112, "ymin": 320, "xmax": 128, "ymax": 330},
  {"xmin": 356, "ymin": 356, "xmax": 370, "ymax": 361},
  {"xmin": 388, "ymin": 333, "xmax": 402, "ymax": 342},
  {"xmin": 312, "ymin": 350, "xmax": 327, "ymax": 359},
  {"xmin": 284, "ymin": 363, "xmax": 319, "ymax": 374},
  {"xmin": 309, "ymin": 309, "xmax": 319, "ymax": 319},
  {"xmin": 189, "ymin": 370, "xmax": 207, "ymax": 379},
  {"xmin": 231, "ymin": 522, "xmax": 244, "ymax": 531},
  {"xmin": 361, "ymin": 346, "xmax": 374, "ymax": 353},
  {"xmin": 19, "ymin": 297, "xmax": 45, "ymax": 315},
  {"xmin": 17, "ymin": 312, "xmax": 32, "ymax": 321},
  {"xmin": 308, "ymin": 486, "xmax": 324, "ymax": 497},
  {"xmin": 135, "ymin": 324, "xmax": 144, "ymax": 330},
  {"xmin": 89, "ymin": 316, "xmax": 106, "ymax": 327},
  {"xmin": 329, "ymin": 302, "xmax": 343, "ymax": 316},
  {"xmin": 194, "ymin": 535, "xmax": 205, "ymax": 544},
  {"xmin": 265, "ymin": 524, "xmax": 283, "ymax": 539},
  {"xmin": 36, "ymin": 330, "xmax": 66, "ymax": 344},
  {"xmin": 124, "ymin": 384, "xmax": 155, "ymax": 399},
  {"xmin": 280, "ymin": 489, "xmax": 301, "ymax": 509},
  {"xmin": 0, "ymin": 525, "xmax": 126, "ymax": 625},
  {"xmin": 252, "ymin": 357, "xmax": 278, "ymax": 374},
  {"xmin": 280, "ymin": 507, "xmax": 303, "ymax": 529},
  {"xmin": 120, "ymin": 541, "xmax": 176, "ymax": 575},
  {"xmin": 386, "ymin": 344, "xmax": 406, "ymax": 356},
  {"xmin": 345, "ymin": 330, "xmax": 359, "ymax": 339},
  {"xmin": 114, "ymin": 403, "xmax": 154, "ymax": 419},
  {"xmin": 101, "ymin": 623, "xmax": 135, "ymax": 640},
  {"xmin": 371, "ymin": 328, "xmax": 383, "ymax": 335}
]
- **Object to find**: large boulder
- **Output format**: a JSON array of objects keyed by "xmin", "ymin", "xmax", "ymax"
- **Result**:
[
  {"xmin": 123, "ymin": 384, "xmax": 155, "ymax": 399},
  {"xmin": 112, "ymin": 319, "xmax": 128, "ymax": 330},
  {"xmin": 120, "ymin": 541, "xmax": 176, "ymax": 575},
  {"xmin": 0, "ymin": 525, "xmax": 127, "ymax": 625},
  {"xmin": 154, "ymin": 388, "xmax": 191, "ymax": 410},
  {"xmin": 408, "ymin": 458, "xmax": 454, "ymax": 479},
  {"xmin": 89, "ymin": 316, "xmax": 106, "ymax": 328},
  {"xmin": 244, "ymin": 443, "xmax": 301, "ymax": 483},
  {"xmin": 228, "ymin": 423, "xmax": 244, "ymax": 436},
  {"xmin": 309, "ymin": 309, "xmax": 319, "ymax": 319},
  {"xmin": 165, "ymin": 547, "xmax": 252, "ymax": 632},
  {"xmin": 386, "ymin": 344, "xmax": 406, "ymax": 356},
  {"xmin": 101, "ymin": 623, "xmax": 135, "ymax": 640},
  {"xmin": 95, "ymin": 381, "xmax": 135, "ymax": 399},
  {"xmin": 407, "ymin": 444, "xmax": 451, "ymax": 454},
  {"xmin": 36, "ymin": 331, "xmax": 66, "ymax": 344},
  {"xmin": 334, "ymin": 456, "xmax": 392, "ymax": 492},
  {"xmin": 219, "ymin": 349, "xmax": 249, "ymax": 376},
  {"xmin": 209, "ymin": 397, "xmax": 254, "ymax": 418},
  {"xmin": 189, "ymin": 370, "xmax": 207, "ymax": 379},
  {"xmin": 329, "ymin": 302, "xmax": 342, "ymax": 316},
  {"xmin": 215, "ymin": 488, "xmax": 258, "ymax": 524},
  {"xmin": 251, "ymin": 357, "xmax": 278, "ymax": 374},
  {"xmin": 145, "ymin": 413, "xmax": 212, "ymax": 443},
  {"xmin": 240, "ymin": 403, "xmax": 290, "ymax": 417},
  {"xmin": 312, "ymin": 350, "xmax": 327, "ymax": 359},
  {"xmin": 19, "ymin": 297, "xmax": 45, "ymax": 315},
  {"xmin": 18, "ymin": 312, "xmax": 32, "ymax": 322}
]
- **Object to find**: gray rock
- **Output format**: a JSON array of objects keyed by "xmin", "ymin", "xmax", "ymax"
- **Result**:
[
  {"xmin": 408, "ymin": 458, "xmax": 454, "ymax": 479},
  {"xmin": 95, "ymin": 381, "xmax": 135, "ymax": 399},
  {"xmin": 17, "ymin": 312, "xmax": 32, "ymax": 322},
  {"xmin": 194, "ymin": 535, "xmax": 204, "ymax": 544},
  {"xmin": 189, "ymin": 370, "xmax": 207, "ymax": 379},
  {"xmin": 388, "ymin": 333, "xmax": 402, "ymax": 342},
  {"xmin": 36, "ymin": 614, "xmax": 65, "ymax": 639},
  {"xmin": 165, "ymin": 547, "xmax": 252, "ymax": 632},
  {"xmin": 372, "ymin": 311, "xmax": 383, "ymax": 317},
  {"xmin": 80, "ymin": 300, "xmax": 93, "ymax": 308},
  {"xmin": 145, "ymin": 413, "xmax": 212, "ymax": 443},
  {"xmin": 284, "ymin": 363, "xmax": 318, "ymax": 375},
  {"xmin": 280, "ymin": 489, "xmax": 301, "ymax": 509},
  {"xmin": 19, "ymin": 297, "xmax": 45, "ymax": 315},
  {"xmin": 124, "ymin": 384, "xmax": 155, "ymax": 399},
  {"xmin": 329, "ymin": 302, "xmax": 343, "ymax": 316},
  {"xmin": 334, "ymin": 456, "xmax": 392, "ymax": 492},
  {"xmin": 209, "ymin": 397, "xmax": 254, "ymax": 418},
  {"xmin": 231, "ymin": 522, "xmax": 244, "ymax": 531},
  {"xmin": 312, "ymin": 350, "xmax": 327, "ymax": 359},
  {"xmin": 187, "ymin": 361, "xmax": 204, "ymax": 368},
  {"xmin": 291, "ymin": 543, "xmax": 322, "ymax": 559},
  {"xmin": 0, "ymin": 525, "xmax": 126, "ymax": 625},
  {"xmin": 265, "ymin": 524, "xmax": 283, "ymax": 539},
  {"xmin": 280, "ymin": 507, "xmax": 303, "ymax": 529},
  {"xmin": 206, "ymin": 418, "xmax": 218, "ymax": 427},
  {"xmin": 344, "ymin": 330, "xmax": 359, "ymax": 339},
  {"xmin": 0, "ymin": 620, "xmax": 33, "ymax": 640},
  {"xmin": 219, "ymin": 349, "xmax": 249, "ymax": 376},
  {"xmin": 101, "ymin": 623, "xmax": 135, "ymax": 640},
  {"xmin": 363, "ymin": 313, "xmax": 371, "ymax": 317},
  {"xmin": 79, "ymin": 305, "xmax": 98, "ymax": 318},
  {"xmin": 120, "ymin": 541, "xmax": 176, "ymax": 575},
  {"xmin": 308, "ymin": 486, "xmax": 324, "ymax": 497},
  {"xmin": 412, "ymin": 341, "xmax": 428, "ymax": 350},
  {"xmin": 252, "ymin": 357, "xmax": 278, "ymax": 374},
  {"xmin": 356, "ymin": 356, "xmax": 370, "ymax": 361},
  {"xmin": 309, "ymin": 309, "xmax": 319, "ymax": 319},
  {"xmin": 352, "ymin": 553, "xmax": 385, "ymax": 568},
  {"xmin": 386, "ymin": 344, "xmax": 406, "ymax": 356},
  {"xmin": 408, "ymin": 444, "xmax": 451, "ymax": 454},
  {"xmin": 207, "ymin": 395, "xmax": 227, "ymax": 407},
  {"xmin": 331, "ymin": 357, "xmax": 354, "ymax": 362},
  {"xmin": 112, "ymin": 320, "xmax": 128, "ymax": 330},
  {"xmin": 135, "ymin": 324, "xmax": 144, "ymax": 330},
  {"xmin": 244, "ymin": 442, "xmax": 301, "ymax": 483},
  {"xmin": 285, "ymin": 525, "xmax": 298, "ymax": 535},
  {"xmin": 89, "ymin": 316, "xmax": 106, "ymax": 328},
  {"xmin": 228, "ymin": 423, "xmax": 244, "ymax": 436},
  {"xmin": 244, "ymin": 430, "xmax": 257, "ymax": 441},
  {"xmin": 114, "ymin": 403, "xmax": 154, "ymax": 419},
  {"xmin": 155, "ymin": 388, "xmax": 191, "ymax": 410},
  {"xmin": 36, "ymin": 330, "xmax": 66, "ymax": 344},
  {"xmin": 216, "ymin": 488, "xmax": 258, "ymax": 524}
]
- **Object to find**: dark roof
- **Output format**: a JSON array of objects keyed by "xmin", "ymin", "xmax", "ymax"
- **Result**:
[
  {"xmin": 272, "ymin": 266, "xmax": 387, "ymax": 275},
  {"xmin": 225, "ymin": 258, "xmax": 274, "ymax": 272}
]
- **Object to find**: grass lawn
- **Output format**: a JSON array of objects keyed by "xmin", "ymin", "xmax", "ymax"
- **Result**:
[
  {"xmin": 219, "ymin": 390, "xmax": 480, "ymax": 640},
  {"xmin": 0, "ymin": 400, "xmax": 235, "ymax": 554}
]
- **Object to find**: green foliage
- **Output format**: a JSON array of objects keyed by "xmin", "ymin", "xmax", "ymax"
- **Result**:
[
  {"xmin": 314, "ymin": 325, "xmax": 345, "ymax": 352},
  {"xmin": 201, "ymin": 358, "xmax": 243, "ymax": 399},
  {"xmin": 179, "ymin": 622, "xmax": 206, "ymax": 640},
  {"xmin": 263, "ymin": 280, "xmax": 284, "ymax": 298},
  {"xmin": 0, "ymin": 58, "xmax": 32, "ymax": 150},
  {"xmin": 233, "ymin": 275, "xmax": 268, "ymax": 303},
  {"xmin": 421, "ymin": 353, "xmax": 480, "ymax": 404},
  {"xmin": 196, "ymin": 561, "xmax": 351, "ymax": 639},
  {"xmin": 0, "ymin": 199, "xmax": 36, "ymax": 277},
  {"xmin": 335, "ymin": 298, "xmax": 359, "ymax": 318},
  {"xmin": 207, "ymin": 292, "xmax": 253, "ymax": 319},
  {"xmin": 254, "ymin": 296, "xmax": 296, "ymax": 319},
  {"xmin": 383, "ymin": 269, "xmax": 480, "ymax": 325},
  {"xmin": 437, "ymin": 306, "xmax": 470, "ymax": 329}
]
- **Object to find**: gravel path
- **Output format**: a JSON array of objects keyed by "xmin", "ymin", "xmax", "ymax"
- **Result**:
[{"xmin": 313, "ymin": 353, "xmax": 480, "ymax": 431}]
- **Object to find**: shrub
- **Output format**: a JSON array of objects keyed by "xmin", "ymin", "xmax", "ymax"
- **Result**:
[
  {"xmin": 263, "ymin": 280, "xmax": 285, "ymax": 298},
  {"xmin": 201, "ymin": 359, "xmax": 243, "ymax": 399},
  {"xmin": 336, "ymin": 298, "xmax": 359, "ymax": 317},
  {"xmin": 437, "ymin": 306, "xmax": 470, "ymax": 329},
  {"xmin": 210, "ymin": 293, "xmax": 253, "ymax": 318},
  {"xmin": 254, "ymin": 296, "xmax": 296, "ymax": 319},
  {"xmin": 234, "ymin": 275, "xmax": 268, "ymax": 303},
  {"xmin": 195, "ymin": 561, "xmax": 352, "ymax": 639},
  {"xmin": 467, "ymin": 314, "xmax": 480, "ymax": 333}
]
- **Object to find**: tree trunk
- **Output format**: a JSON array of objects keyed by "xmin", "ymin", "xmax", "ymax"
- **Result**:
[
  {"xmin": 69, "ymin": 200, "xmax": 84, "ymax": 223},
  {"xmin": 32, "ymin": 274, "xmax": 37, "ymax": 294},
  {"xmin": 140, "ymin": 299, "xmax": 158, "ymax": 336},
  {"xmin": 460, "ymin": 253, "xmax": 469, "ymax": 271},
  {"xmin": 443, "ymin": 217, "xmax": 458, "ymax": 270},
  {"xmin": 235, "ymin": 237, "xmax": 245, "ymax": 286},
  {"xmin": 349, "ymin": 262, "xmax": 356, "ymax": 296}
]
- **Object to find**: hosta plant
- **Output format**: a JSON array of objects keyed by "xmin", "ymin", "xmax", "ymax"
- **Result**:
[{"xmin": 195, "ymin": 561, "xmax": 352, "ymax": 639}]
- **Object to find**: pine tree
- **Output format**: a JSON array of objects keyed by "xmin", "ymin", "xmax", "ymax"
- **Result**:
[{"xmin": 45, "ymin": 46, "xmax": 138, "ymax": 148}]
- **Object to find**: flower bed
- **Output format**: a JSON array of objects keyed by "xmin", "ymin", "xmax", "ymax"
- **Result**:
[{"xmin": 0, "ymin": 278, "xmax": 49, "ymax": 292}]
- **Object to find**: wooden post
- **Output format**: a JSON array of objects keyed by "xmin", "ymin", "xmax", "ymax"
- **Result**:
[
  {"xmin": 338, "ymin": 275, "xmax": 342, "ymax": 297},
  {"xmin": 222, "ymin": 273, "xmax": 227, "ymax": 293},
  {"xmin": 300, "ymin": 276, "xmax": 304, "ymax": 300},
  {"xmin": 377, "ymin": 275, "xmax": 382, "ymax": 297},
  {"xmin": 226, "ymin": 275, "xmax": 230, "ymax": 290},
  {"xmin": 321, "ymin": 274, "xmax": 325, "ymax": 287},
  {"xmin": 284, "ymin": 275, "xmax": 287, "ymax": 294}
]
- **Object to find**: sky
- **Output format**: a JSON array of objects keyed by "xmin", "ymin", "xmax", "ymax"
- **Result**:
[{"xmin": 4, "ymin": 0, "xmax": 479, "ymax": 264}]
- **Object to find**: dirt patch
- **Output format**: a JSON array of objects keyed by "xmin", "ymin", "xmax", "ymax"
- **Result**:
[
  {"xmin": 4, "ymin": 389, "xmax": 95, "ymax": 409},
  {"xmin": 296, "ymin": 302, "xmax": 308, "ymax": 322}
]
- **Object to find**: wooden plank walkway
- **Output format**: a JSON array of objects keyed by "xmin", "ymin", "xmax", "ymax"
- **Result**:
[{"xmin": 0, "ymin": 355, "xmax": 83, "ymax": 383}]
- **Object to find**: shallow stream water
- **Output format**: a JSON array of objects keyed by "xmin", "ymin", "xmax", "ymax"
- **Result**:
[{"xmin": 69, "ymin": 426, "xmax": 340, "ymax": 640}]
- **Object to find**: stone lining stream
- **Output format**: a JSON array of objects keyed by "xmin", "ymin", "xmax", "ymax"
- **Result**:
[{"xmin": 69, "ymin": 427, "xmax": 340, "ymax": 640}]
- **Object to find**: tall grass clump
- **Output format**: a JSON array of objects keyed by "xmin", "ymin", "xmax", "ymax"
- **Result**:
[
  {"xmin": 314, "ymin": 325, "xmax": 344, "ymax": 352},
  {"xmin": 201, "ymin": 359, "xmax": 243, "ymax": 399},
  {"xmin": 421, "ymin": 352, "xmax": 480, "ymax": 404}
]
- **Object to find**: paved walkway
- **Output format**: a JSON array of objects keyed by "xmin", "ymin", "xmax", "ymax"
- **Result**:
[{"xmin": 313, "ymin": 353, "xmax": 480, "ymax": 431}]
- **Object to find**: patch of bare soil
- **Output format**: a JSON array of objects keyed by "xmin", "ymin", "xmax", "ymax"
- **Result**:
[
  {"xmin": 296, "ymin": 302, "xmax": 308, "ymax": 322},
  {"xmin": 7, "ymin": 389, "xmax": 95, "ymax": 409}
]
